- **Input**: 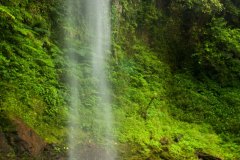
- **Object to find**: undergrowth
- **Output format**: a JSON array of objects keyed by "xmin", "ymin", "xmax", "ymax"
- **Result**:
[{"xmin": 111, "ymin": 42, "xmax": 240, "ymax": 159}]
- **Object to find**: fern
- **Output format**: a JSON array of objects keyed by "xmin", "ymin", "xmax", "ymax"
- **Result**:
[{"xmin": 0, "ymin": 6, "xmax": 15, "ymax": 20}]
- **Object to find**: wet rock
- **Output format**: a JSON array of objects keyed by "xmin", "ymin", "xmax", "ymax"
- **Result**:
[
  {"xmin": 0, "ymin": 113, "xmax": 46, "ymax": 158},
  {"xmin": 42, "ymin": 143, "xmax": 67, "ymax": 160},
  {"xmin": 196, "ymin": 151, "xmax": 222, "ymax": 160},
  {"xmin": 0, "ymin": 129, "xmax": 13, "ymax": 154},
  {"xmin": 7, "ymin": 118, "xmax": 46, "ymax": 157},
  {"xmin": 69, "ymin": 141, "xmax": 116, "ymax": 160}
]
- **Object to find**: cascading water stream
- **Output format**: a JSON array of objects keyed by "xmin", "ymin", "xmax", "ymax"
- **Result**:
[{"xmin": 64, "ymin": 0, "xmax": 116, "ymax": 160}]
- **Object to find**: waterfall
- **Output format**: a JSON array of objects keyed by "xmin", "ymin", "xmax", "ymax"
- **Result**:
[{"xmin": 64, "ymin": 0, "xmax": 116, "ymax": 159}]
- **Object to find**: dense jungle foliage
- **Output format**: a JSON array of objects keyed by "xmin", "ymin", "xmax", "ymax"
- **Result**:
[{"xmin": 0, "ymin": 0, "xmax": 240, "ymax": 159}]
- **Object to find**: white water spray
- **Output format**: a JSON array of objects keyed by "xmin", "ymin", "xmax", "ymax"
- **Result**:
[{"xmin": 65, "ymin": 0, "xmax": 116, "ymax": 160}]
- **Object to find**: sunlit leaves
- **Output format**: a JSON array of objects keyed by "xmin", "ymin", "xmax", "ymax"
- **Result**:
[
  {"xmin": 0, "ymin": 6, "xmax": 15, "ymax": 20},
  {"xmin": 175, "ymin": 0, "xmax": 223, "ymax": 14}
]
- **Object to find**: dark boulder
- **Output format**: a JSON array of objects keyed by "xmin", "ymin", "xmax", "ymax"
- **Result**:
[
  {"xmin": 196, "ymin": 151, "xmax": 222, "ymax": 160},
  {"xmin": 8, "ymin": 118, "xmax": 47, "ymax": 157},
  {"xmin": 0, "ymin": 128, "xmax": 14, "ymax": 157},
  {"xmin": 0, "ymin": 113, "xmax": 46, "ymax": 158}
]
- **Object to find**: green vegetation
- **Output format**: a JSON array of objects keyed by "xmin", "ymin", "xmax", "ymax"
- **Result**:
[
  {"xmin": 111, "ymin": 41, "xmax": 240, "ymax": 159},
  {"xmin": 0, "ymin": 0, "xmax": 240, "ymax": 159},
  {"xmin": 110, "ymin": 0, "xmax": 240, "ymax": 159},
  {"xmin": 0, "ymin": 0, "xmax": 66, "ymax": 143}
]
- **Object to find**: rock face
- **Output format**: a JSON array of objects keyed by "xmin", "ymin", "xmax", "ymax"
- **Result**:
[
  {"xmin": 69, "ymin": 142, "xmax": 115, "ymax": 160},
  {"xmin": 0, "ymin": 130, "xmax": 13, "ymax": 154},
  {"xmin": 9, "ymin": 118, "xmax": 46, "ymax": 156},
  {"xmin": 196, "ymin": 151, "xmax": 222, "ymax": 160},
  {"xmin": 0, "ymin": 114, "xmax": 46, "ymax": 158}
]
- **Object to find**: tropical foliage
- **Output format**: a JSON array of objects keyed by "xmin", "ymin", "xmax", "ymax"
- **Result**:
[{"xmin": 0, "ymin": 0, "xmax": 240, "ymax": 159}]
